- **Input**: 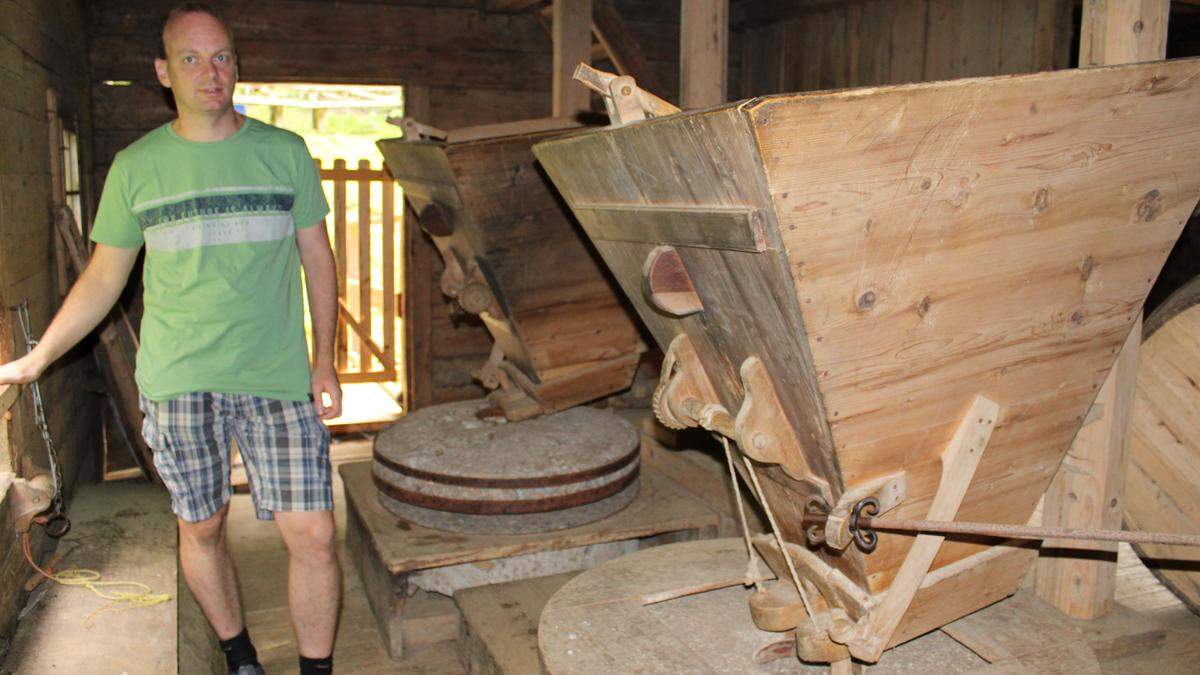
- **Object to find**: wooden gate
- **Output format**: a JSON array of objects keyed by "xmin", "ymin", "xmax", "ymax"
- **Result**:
[{"xmin": 319, "ymin": 159, "xmax": 402, "ymax": 384}]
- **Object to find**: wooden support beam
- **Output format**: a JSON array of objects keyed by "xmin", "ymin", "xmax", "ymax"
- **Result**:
[
  {"xmin": 679, "ymin": 0, "xmax": 728, "ymax": 108},
  {"xmin": 1079, "ymin": 0, "xmax": 1169, "ymax": 66},
  {"xmin": 1035, "ymin": 0, "xmax": 1167, "ymax": 621},
  {"xmin": 592, "ymin": 0, "xmax": 660, "ymax": 95},
  {"xmin": 552, "ymin": 0, "xmax": 593, "ymax": 117},
  {"xmin": 1036, "ymin": 317, "xmax": 1142, "ymax": 618}
]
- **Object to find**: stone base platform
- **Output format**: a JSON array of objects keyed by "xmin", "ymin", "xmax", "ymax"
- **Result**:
[{"xmin": 341, "ymin": 460, "xmax": 721, "ymax": 659}]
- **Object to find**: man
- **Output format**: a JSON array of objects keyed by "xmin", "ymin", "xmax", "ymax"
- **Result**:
[{"xmin": 0, "ymin": 4, "xmax": 342, "ymax": 673}]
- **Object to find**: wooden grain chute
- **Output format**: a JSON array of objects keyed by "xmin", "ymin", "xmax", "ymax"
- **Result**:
[
  {"xmin": 378, "ymin": 118, "xmax": 644, "ymax": 420},
  {"xmin": 533, "ymin": 57, "xmax": 1200, "ymax": 663}
]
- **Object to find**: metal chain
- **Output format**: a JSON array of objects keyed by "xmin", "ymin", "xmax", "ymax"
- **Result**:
[{"xmin": 14, "ymin": 301, "xmax": 64, "ymax": 518}]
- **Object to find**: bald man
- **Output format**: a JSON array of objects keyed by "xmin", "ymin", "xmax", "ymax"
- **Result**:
[{"xmin": 0, "ymin": 3, "xmax": 341, "ymax": 673}]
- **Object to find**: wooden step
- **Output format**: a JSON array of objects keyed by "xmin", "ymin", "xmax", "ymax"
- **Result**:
[{"xmin": 454, "ymin": 571, "xmax": 579, "ymax": 675}]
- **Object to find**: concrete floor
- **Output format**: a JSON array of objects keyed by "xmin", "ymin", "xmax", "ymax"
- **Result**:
[{"xmin": 2, "ymin": 481, "xmax": 180, "ymax": 674}]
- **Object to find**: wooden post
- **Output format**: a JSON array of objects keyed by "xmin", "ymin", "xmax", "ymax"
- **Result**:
[
  {"xmin": 1037, "ymin": 317, "xmax": 1141, "ymax": 618},
  {"xmin": 404, "ymin": 84, "xmax": 430, "ymax": 123},
  {"xmin": 1078, "ymin": 0, "xmax": 1169, "ymax": 67},
  {"xmin": 333, "ymin": 159, "xmax": 349, "ymax": 372},
  {"xmin": 1034, "ymin": 0, "xmax": 1167, "ymax": 620},
  {"xmin": 358, "ymin": 159, "xmax": 373, "ymax": 371},
  {"xmin": 679, "ymin": 0, "xmax": 728, "ymax": 109},
  {"xmin": 552, "ymin": 0, "xmax": 593, "ymax": 117},
  {"xmin": 400, "ymin": 83, "xmax": 431, "ymax": 412}
]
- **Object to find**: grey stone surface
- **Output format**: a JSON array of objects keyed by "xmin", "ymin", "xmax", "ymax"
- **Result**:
[
  {"xmin": 373, "ymin": 399, "xmax": 637, "ymax": 481},
  {"xmin": 373, "ymin": 399, "xmax": 642, "ymax": 533}
]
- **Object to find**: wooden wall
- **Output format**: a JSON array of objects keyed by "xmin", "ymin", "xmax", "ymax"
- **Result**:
[
  {"xmin": 87, "ymin": 0, "xmax": 685, "ymax": 409},
  {"xmin": 88, "ymin": 0, "xmax": 688, "ymax": 180},
  {"xmin": 0, "ymin": 0, "xmax": 102, "ymax": 642},
  {"xmin": 88, "ymin": 0, "xmax": 547, "ymax": 184},
  {"xmin": 731, "ymin": 0, "xmax": 1075, "ymax": 98}
]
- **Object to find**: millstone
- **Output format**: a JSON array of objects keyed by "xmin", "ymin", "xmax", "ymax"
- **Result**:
[{"xmin": 372, "ymin": 399, "xmax": 640, "ymax": 534}]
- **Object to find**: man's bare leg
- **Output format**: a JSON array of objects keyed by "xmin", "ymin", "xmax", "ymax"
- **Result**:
[
  {"xmin": 178, "ymin": 503, "xmax": 244, "ymax": 639},
  {"xmin": 275, "ymin": 510, "xmax": 340, "ymax": 657}
]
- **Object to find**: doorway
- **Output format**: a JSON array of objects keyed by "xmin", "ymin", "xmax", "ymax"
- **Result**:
[{"xmin": 234, "ymin": 83, "xmax": 407, "ymax": 434}]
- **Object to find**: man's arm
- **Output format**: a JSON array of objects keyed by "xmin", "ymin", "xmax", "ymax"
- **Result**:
[
  {"xmin": 296, "ymin": 222, "xmax": 342, "ymax": 420},
  {"xmin": 0, "ymin": 244, "xmax": 141, "ymax": 384}
]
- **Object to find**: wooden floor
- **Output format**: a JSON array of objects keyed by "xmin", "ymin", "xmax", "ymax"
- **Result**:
[
  {"xmin": 227, "ymin": 438, "xmax": 1200, "ymax": 673},
  {"xmin": 228, "ymin": 438, "xmax": 463, "ymax": 674}
]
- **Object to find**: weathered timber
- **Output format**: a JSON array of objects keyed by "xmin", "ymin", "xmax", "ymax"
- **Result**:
[
  {"xmin": 379, "ymin": 123, "xmax": 642, "ymax": 420},
  {"xmin": 533, "ymin": 57, "xmax": 1200, "ymax": 664}
]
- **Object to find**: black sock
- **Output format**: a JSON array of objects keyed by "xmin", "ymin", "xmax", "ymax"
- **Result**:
[
  {"xmin": 219, "ymin": 628, "xmax": 260, "ymax": 670},
  {"xmin": 299, "ymin": 654, "xmax": 333, "ymax": 674}
]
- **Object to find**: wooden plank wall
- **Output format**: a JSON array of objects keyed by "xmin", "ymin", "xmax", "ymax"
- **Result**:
[
  {"xmin": 88, "ymin": 0, "xmax": 549, "ymax": 185},
  {"xmin": 88, "ymin": 0, "xmax": 689, "ymax": 182},
  {"xmin": 731, "ymin": 0, "xmax": 1075, "ymax": 98},
  {"xmin": 0, "ymin": 0, "xmax": 102, "ymax": 644},
  {"xmin": 87, "ymin": 0, "xmax": 685, "ymax": 409}
]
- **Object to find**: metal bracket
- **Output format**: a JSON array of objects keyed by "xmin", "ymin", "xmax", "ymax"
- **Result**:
[
  {"xmin": 734, "ymin": 357, "xmax": 832, "ymax": 502},
  {"xmin": 573, "ymin": 63, "xmax": 680, "ymax": 126},
  {"xmin": 809, "ymin": 472, "xmax": 907, "ymax": 552},
  {"xmin": 386, "ymin": 116, "xmax": 447, "ymax": 142}
]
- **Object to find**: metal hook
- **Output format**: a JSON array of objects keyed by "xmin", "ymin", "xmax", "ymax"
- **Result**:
[{"xmin": 850, "ymin": 497, "xmax": 880, "ymax": 553}]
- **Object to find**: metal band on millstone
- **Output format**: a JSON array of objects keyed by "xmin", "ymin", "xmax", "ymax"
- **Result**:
[{"xmin": 372, "ymin": 399, "xmax": 641, "ymax": 534}]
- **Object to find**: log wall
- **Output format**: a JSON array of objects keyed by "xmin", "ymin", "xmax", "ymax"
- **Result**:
[
  {"xmin": 731, "ymin": 0, "xmax": 1075, "ymax": 99},
  {"xmin": 0, "ymin": 0, "xmax": 102, "ymax": 643}
]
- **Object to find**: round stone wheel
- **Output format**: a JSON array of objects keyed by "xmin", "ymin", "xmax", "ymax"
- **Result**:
[
  {"xmin": 372, "ymin": 399, "xmax": 640, "ymax": 534},
  {"xmin": 539, "ymin": 539, "xmax": 795, "ymax": 673},
  {"xmin": 1125, "ymin": 276, "xmax": 1200, "ymax": 614}
]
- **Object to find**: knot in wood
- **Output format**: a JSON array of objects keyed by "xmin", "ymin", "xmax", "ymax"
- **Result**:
[
  {"xmin": 1136, "ymin": 189, "xmax": 1162, "ymax": 222},
  {"xmin": 1032, "ymin": 187, "xmax": 1051, "ymax": 213},
  {"xmin": 1079, "ymin": 255, "xmax": 1094, "ymax": 281},
  {"xmin": 857, "ymin": 290, "xmax": 877, "ymax": 311}
]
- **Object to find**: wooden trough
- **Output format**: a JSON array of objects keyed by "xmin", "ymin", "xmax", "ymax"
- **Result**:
[
  {"xmin": 378, "ymin": 119, "xmax": 643, "ymax": 420},
  {"xmin": 532, "ymin": 57, "xmax": 1200, "ymax": 664}
]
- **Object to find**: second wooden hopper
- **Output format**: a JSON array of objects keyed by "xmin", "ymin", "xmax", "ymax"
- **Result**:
[{"xmin": 379, "ymin": 119, "xmax": 642, "ymax": 420}]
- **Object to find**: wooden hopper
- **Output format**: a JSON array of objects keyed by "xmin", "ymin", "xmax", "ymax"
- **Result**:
[
  {"xmin": 533, "ymin": 58, "xmax": 1200, "ymax": 663},
  {"xmin": 378, "ymin": 118, "xmax": 642, "ymax": 420}
]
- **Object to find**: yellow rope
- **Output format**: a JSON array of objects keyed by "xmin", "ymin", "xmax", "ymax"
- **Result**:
[{"xmin": 24, "ymin": 531, "xmax": 172, "ymax": 628}]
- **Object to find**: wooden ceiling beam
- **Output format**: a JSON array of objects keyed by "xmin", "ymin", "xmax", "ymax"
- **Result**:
[
  {"xmin": 537, "ymin": 2, "xmax": 661, "ymax": 95},
  {"xmin": 592, "ymin": 0, "xmax": 661, "ymax": 94}
]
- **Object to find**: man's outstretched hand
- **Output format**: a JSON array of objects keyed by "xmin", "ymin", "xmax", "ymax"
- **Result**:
[
  {"xmin": 0, "ymin": 353, "xmax": 46, "ymax": 386},
  {"xmin": 311, "ymin": 363, "xmax": 342, "ymax": 421}
]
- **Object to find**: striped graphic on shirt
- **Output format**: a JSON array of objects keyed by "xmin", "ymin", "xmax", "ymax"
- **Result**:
[{"xmin": 135, "ymin": 187, "xmax": 296, "ymax": 252}]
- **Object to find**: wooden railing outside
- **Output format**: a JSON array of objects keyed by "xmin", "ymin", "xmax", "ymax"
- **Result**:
[{"xmin": 318, "ymin": 159, "xmax": 403, "ymax": 385}]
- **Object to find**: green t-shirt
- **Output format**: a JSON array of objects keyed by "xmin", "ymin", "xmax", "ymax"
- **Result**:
[{"xmin": 90, "ymin": 118, "xmax": 330, "ymax": 402}]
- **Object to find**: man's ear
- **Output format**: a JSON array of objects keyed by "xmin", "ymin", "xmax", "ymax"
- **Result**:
[{"xmin": 154, "ymin": 58, "xmax": 171, "ymax": 89}]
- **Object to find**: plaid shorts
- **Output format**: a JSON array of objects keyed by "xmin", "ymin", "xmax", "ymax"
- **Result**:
[{"xmin": 139, "ymin": 392, "xmax": 332, "ymax": 522}]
